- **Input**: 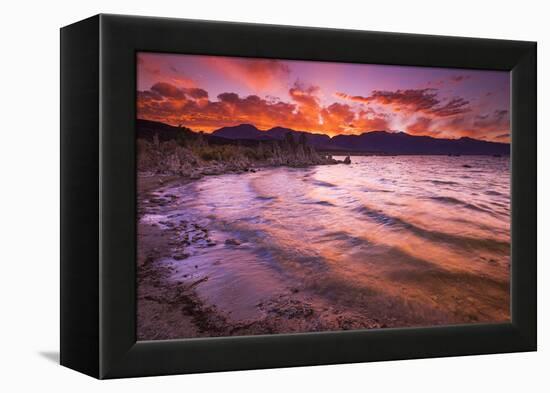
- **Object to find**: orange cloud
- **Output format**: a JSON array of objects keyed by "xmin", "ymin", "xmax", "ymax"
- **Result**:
[
  {"xmin": 288, "ymin": 82, "xmax": 323, "ymax": 128},
  {"xmin": 139, "ymin": 82, "xmax": 300, "ymax": 131},
  {"xmin": 321, "ymin": 103, "xmax": 355, "ymax": 131},
  {"xmin": 205, "ymin": 57, "xmax": 290, "ymax": 91},
  {"xmin": 336, "ymin": 88, "xmax": 470, "ymax": 118},
  {"xmin": 137, "ymin": 81, "xmax": 391, "ymax": 135},
  {"xmin": 406, "ymin": 117, "xmax": 435, "ymax": 136},
  {"xmin": 440, "ymin": 109, "xmax": 510, "ymax": 141},
  {"xmin": 303, "ymin": 102, "xmax": 388, "ymax": 134},
  {"xmin": 137, "ymin": 81, "xmax": 506, "ymax": 141}
]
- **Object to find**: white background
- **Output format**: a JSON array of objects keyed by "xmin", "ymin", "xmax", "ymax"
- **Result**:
[{"xmin": 0, "ymin": 0, "xmax": 547, "ymax": 390}]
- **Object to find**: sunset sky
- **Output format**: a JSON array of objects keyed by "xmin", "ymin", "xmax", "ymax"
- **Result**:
[{"xmin": 137, "ymin": 52, "xmax": 510, "ymax": 142}]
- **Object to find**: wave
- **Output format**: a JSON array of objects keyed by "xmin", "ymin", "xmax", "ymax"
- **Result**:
[
  {"xmin": 318, "ymin": 230, "xmax": 371, "ymax": 248},
  {"xmin": 362, "ymin": 186, "xmax": 391, "ymax": 193},
  {"xmin": 354, "ymin": 204, "xmax": 509, "ymax": 254},
  {"xmin": 255, "ymin": 195, "xmax": 278, "ymax": 201},
  {"xmin": 429, "ymin": 196, "xmax": 495, "ymax": 215},
  {"xmin": 430, "ymin": 179, "xmax": 459, "ymax": 186},
  {"xmin": 311, "ymin": 180, "xmax": 337, "ymax": 188},
  {"xmin": 430, "ymin": 196, "xmax": 465, "ymax": 205},
  {"xmin": 388, "ymin": 267, "xmax": 509, "ymax": 291},
  {"xmin": 302, "ymin": 200, "xmax": 336, "ymax": 207}
]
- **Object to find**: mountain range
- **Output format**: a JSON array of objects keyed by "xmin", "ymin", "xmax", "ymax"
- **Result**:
[{"xmin": 137, "ymin": 119, "xmax": 510, "ymax": 156}]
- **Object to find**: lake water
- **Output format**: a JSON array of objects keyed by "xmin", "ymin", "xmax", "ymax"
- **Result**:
[{"xmin": 142, "ymin": 155, "xmax": 510, "ymax": 329}]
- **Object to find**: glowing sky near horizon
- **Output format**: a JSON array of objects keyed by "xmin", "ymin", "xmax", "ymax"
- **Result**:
[{"xmin": 137, "ymin": 52, "xmax": 510, "ymax": 142}]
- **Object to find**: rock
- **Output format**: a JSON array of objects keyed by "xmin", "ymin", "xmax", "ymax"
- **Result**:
[
  {"xmin": 206, "ymin": 239, "xmax": 216, "ymax": 247},
  {"xmin": 225, "ymin": 238, "xmax": 241, "ymax": 246},
  {"xmin": 137, "ymin": 129, "xmax": 344, "ymax": 178},
  {"xmin": 462, "ymin": 164, "xmax": 472, "ymax": 168},
  {"xmin": 343, "ymin": 156, "xmax": 351, "ymax": 164},
  {"xmin": 202, "ymin": 167, "xmax": 222, "ymax": 176},
  {"xmin": 269, "ymin": 299, "xmax": 314, "ymax": 319},
  {"xmin": 189, "ymin": 171, "xmax": 202, "ymax": 180},
  {"xmin": 173, "ymin": 253, "xmax": 190, "ymax": 260}
]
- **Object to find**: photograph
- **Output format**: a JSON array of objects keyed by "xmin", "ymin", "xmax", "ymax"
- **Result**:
[
  {"xmin": 0, "ymin": 0, "xmax": 542, "ymax": 387},
  {"xmin": 136, "ymin": 52, "xmax": 511, "ymax": 341}
]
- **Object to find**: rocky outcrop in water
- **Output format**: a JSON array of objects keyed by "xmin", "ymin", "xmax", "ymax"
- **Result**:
[{"xmin": 137, "ymin": 131, "xmax": 342, "ymax": 178}]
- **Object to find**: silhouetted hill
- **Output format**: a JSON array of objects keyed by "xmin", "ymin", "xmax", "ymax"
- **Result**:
[
  {"xmin": 264, "ymin": 127, "xmax": 332, "ymax": 149},
  {"xmin": 213, "ymin": 124, "xmax": 333, "ymax": 148},
  {"xmin": 212, "ymin": 124, "xmax": 509, "ymax": 155},
  {"xmin": 137, "ymin": 120, "xmax": 332, "ymax": 148},
  {"xmin": 213, "ymin": 124, "xmax": 273, "ymax": 141},
  {"xmin": 137, "ymin": 119, "xmax": 254, "ymax": 146},
  {"xmin": 137, "ymin": 119, "xmax": 510, "ymax": 156},
  {"xmin": 331, "ymin": 131, "xmax": 509, "ymax": 155},
  {"xmin": 137, "ymin": 119, "xmax": 195, "ymax": 141}
]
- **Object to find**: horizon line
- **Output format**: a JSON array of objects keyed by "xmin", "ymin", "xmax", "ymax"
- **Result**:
[{"xmin": 137, "ymin": 118, "xmax": 511, "ymax": 144}]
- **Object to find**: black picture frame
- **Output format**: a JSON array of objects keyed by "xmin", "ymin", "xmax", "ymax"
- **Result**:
[{"xmin": 60, "ymin": 14, "xmax": 537, "ymax": 379}]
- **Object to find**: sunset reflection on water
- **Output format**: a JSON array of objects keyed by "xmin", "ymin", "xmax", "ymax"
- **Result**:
[{"xmin": 148, "ymin": 155, "xmax": 510, "ymax": 328}]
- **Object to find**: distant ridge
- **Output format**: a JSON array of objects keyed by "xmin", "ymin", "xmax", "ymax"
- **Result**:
[
  {"xmin": 211, "ymin": 124, "xmax": 272, "ymax": 141},
  {"xmin": 137, "ymin": 119, "xmax": 510, "ymax": 156},
  {"xmin": 329, "ymin": 131, "xmax": 509, "ymax": 155},
  {"xmin": 214, "ymin": 124, "xmax": 333, "ymax": 149}
]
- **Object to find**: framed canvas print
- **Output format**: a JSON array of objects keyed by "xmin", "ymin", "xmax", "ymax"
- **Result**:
[{"xmin": 60, "ymin": 14, "xmax": 536, "ymax": 379}]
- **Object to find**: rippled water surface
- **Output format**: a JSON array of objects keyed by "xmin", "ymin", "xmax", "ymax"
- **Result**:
[{"xmin": 143, "ymin": 156, "xmax": 510, "ymax": 327}]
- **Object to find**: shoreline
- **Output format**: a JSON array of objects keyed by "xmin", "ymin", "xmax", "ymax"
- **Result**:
[
  {"xmin": 136, "ymin": 130, "xmax": 350, "ymax": 182},
  {"xmin": 136, "ymin": 169, "xmax": 383, "ymax": 340},
  {"xmin": 137, "ymin": 156, "xmax": 510, "ymax": 340}
]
